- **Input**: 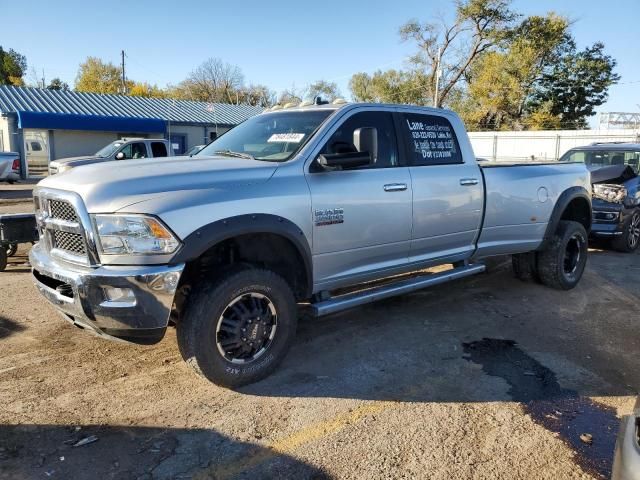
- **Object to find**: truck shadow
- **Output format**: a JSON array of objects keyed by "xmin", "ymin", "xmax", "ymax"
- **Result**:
[
  {"xmin": 0, "ymin": 424, "xmax": 330, "ymax": 480},
  {"xmin": 240, "ymin": 255, "xmax": 640, "ymax": 479},
  {"xmin": 0, "ymin": 315, "xmax": 25, "ymax": 339}
]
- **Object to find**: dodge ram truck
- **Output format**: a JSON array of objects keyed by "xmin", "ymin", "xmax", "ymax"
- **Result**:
[{"xmin": 29, "ymin": 102, "xmax": 592, "ymax": 387}]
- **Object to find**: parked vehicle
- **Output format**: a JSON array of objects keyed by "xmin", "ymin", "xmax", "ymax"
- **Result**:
[
  {"xmin": 48, "ymin": 138, "xmax": 175, "ymax": 175},
  {"xmin": 0, "ymin": 152, "xmax": 21, "ymax": 183},
  {"xmin": 560, "ymin": 143, "xmax": 640, "ymax": 252},
  {"xmin": 612, "ymin": 396, "xmax": 640, "ymax": 480},
  {"xmin": 185, "ymin": 144, "xmax": 206, "ymax": 156},
  {"xmin": 30, "ymin": 102, "xmax": 591, "ymax": 387},
  {"xmin": 0, "ymin": 213, "xmax": 37, "ymax": 271}
]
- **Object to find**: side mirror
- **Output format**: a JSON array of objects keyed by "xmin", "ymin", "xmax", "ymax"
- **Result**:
[
  {"xmin": 115, "ymin": 152, "xmax": 125, "ymax": 160},
  {"xmin": 353, "ymin": 127, "xmax": 378, "ymax": 164}
]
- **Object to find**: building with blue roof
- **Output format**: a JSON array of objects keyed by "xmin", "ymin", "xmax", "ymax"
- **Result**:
[{"xmin": 0, "ymin": 86, "xmax": 262, "ymax": 177}]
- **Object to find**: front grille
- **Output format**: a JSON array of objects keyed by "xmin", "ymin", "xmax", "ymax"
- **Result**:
[
  {"xmin": 52, "ymin": 230, "xmax": 86, "ymax": 255},
  {"xmin": 49, "ymin": 200, "xmax": 79, "ymax": 222}
]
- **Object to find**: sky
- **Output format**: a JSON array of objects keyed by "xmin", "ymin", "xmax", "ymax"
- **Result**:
[{"xmin": 2, "ymin": 0, "xmax": 639, "ymax": 124}]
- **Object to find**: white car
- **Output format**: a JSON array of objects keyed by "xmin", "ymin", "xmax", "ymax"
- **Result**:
[{"xmin": 0, "ymin": 152, "xmax": 20, "ymax": 183}]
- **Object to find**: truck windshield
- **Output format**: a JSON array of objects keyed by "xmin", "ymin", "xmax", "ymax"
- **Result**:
[
  {"xmin": 95, "ymin": 141, "xmax": 123, "ymax": 158},
  {"xmin": 199, "ymin": 110, "xmax": 334, "ymax": 162}
]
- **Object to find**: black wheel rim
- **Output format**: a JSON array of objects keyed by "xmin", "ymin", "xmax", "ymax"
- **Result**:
[
  {"xmin": 215, "ymin": 292, "xmax": 277, "ymax": 364},
  {"xmin": 563, "ymin": 233, "xmax": 584, "ymax": 276},
  {"xmin": 628, "ymin": 213, "xmax": 640, "ymax": 249}
]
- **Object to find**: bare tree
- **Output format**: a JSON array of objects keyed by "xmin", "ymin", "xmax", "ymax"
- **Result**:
[
  {"xmin": 277, "ymin": 85, "xmax": 303, "ymax": 105},
  {"xmin": 400, "ymin": 0, "xmax": 518, "ymax": 107},
  {"xmin": 182, "ymin": 58, "xmax": 245, "ymax": 104}
]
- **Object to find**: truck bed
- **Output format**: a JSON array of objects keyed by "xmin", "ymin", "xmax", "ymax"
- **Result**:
[{"xmin": 474, "ymin": 161, "xmax": 590, "ymax": 258}]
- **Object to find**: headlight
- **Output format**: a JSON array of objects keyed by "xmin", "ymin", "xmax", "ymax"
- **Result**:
[
  {"xmin": 93, "ymin": 214, "xmax": 180, "ymax": 255},
  {"xmin": 592, "ymin": 184, "xmax": 627, "ymax": 204}
]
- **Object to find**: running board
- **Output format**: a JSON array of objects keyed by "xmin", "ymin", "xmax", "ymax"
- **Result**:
[{"xmin": 310, "ymin": 263, "xmax": 486, "ymax": 317}]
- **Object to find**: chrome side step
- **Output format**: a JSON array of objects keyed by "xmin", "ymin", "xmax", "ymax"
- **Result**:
[{"xmin": 310, "ymin": 263, "xmax": 486, "ymax": 317}]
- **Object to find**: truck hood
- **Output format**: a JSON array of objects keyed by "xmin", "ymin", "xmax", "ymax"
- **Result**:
[
  {"xmin": 51, "ymin": 156, "xmax": 102, "ymax": 166},
  {"xmin": 37, "ymin": 155, "xmax": 279, "ymax": 212}
]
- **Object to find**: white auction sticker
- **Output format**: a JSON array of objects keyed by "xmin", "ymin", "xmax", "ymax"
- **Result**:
[{"xmin": 267, "ymin": 133, "xmax": 305, "ymax": 143}]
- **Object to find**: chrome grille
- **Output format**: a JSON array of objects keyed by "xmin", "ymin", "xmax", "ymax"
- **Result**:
[
  {"xmin": 49, "ymin": 200, "xmax": 79, "ymax": 222},
  {"xmin": 34, "ymin": 189, "xmax": 95, "ymax": 265},
  {"xmin": 52, "ymin": 231, "xmax": 86, "ymax": 255}
]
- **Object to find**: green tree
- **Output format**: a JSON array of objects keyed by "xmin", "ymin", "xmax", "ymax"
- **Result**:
[
  {"xmin": 0, "ymin": 46, "xmax": 27, "ymax": 86},
  {"xmin": 46, "ymin": 78, "xmax": 70, "ymax": 91},
  {"xmin": 457, "ymin": 13, "xmax": 573, "ymax": 130},
  {"xmin": 532, "ymin": 42, "xmax": 620, "ymax": 128},
  {"xmin": 349, "ymin": 70, "xmax": 431, "ymax": 105},
  {"xmin": 75, "ymin": 57, "xmax": 122, "ymax": 94},
  {"xmin": 305, "ymin": 80, "xmax": 341, "ymax": 102}
]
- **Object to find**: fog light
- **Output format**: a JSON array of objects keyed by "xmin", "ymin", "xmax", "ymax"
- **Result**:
[
  {"xmin": 148, "ymin": 272, "xmax": 181, "ymax": 292},
  {"xmin": 103, "ymin": 287, "xmax": 136, "ymax": 305}
]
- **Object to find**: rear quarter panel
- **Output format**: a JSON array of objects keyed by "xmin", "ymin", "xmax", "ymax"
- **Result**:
[{"xmin": 475, "ymin": 162, "xmax": 590, "ymax": 257}]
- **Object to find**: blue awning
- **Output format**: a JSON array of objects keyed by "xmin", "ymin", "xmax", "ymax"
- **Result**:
[{"xmin": 16, "ymin": 111, "xmax": 166, "ymax": 133}]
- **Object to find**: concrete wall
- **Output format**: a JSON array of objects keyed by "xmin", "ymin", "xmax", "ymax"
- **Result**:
[
  {"xmin": 51, "ymin": 130, "xmax": 163, "ymax": 159},
  {"xmin": 469, "ymin": 128, "xmax": 640, "ymax": 162}
]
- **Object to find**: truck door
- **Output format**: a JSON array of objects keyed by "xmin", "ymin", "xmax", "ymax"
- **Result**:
[
  {"xmin": 398, "ymin": 111, "xmax": 483, "ymax": 264},
  {"xmin": 305, "ymin": 109, "xmax": 412, "ymax": 290}
]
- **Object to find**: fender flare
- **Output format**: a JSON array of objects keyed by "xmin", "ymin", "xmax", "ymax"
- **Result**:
[
  {"xmin": 538, "ymin": 186, "xmax": 592, "ymax": 251},
  {"xmin": 170, "ymin": 214, "xmax": 313, "ymax": 297}
]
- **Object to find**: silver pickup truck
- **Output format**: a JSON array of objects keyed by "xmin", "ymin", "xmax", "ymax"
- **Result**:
[
  {"xmin": 29, "ymin": 103, "xmax": 591, "ymax": 387},
  {"xmin": 48, "ymin": 138, "xmax": 174, "ymax": 175}
]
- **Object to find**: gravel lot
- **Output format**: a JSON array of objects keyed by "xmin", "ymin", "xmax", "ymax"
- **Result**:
[{"xmin": 0, "ymin": 200, "xmax": 638, "ymax": 479}]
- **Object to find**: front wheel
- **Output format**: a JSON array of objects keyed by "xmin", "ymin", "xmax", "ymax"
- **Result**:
[
  {"xmin": 177, "ymin": 268, "xmax": 297, "ymax": 388},
  {"xmin": 537, "ymin": 220, "xmax": 588, "ymax": 290},
  {"xmin": 612, "ymin": 210, "xmax": 640, "ymax": 253}
]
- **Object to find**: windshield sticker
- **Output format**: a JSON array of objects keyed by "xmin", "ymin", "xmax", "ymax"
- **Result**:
[{"xmin": 267, "ymin": 133, "xmax": 305, "ymax": 143}]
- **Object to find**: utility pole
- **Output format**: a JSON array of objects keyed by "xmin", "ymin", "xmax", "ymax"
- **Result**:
[
  {"xmin": 121, "ymin": 50, "xmax": 126, "ymax": 94},
  {"xmin": 433, "ymin": 47, "xmax": 442, "ymax": 108},
  {"xmin": 41, "ymin": 69, "xmax": 45, "ymax": 89}
]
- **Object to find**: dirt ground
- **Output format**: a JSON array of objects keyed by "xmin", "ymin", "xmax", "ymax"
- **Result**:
[{"xmin": 0, "ymin": 200, "xmax": 638, "ymax": 480}]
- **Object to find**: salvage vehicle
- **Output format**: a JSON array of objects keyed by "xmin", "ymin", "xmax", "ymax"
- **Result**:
[
  {"xmin": 612, "ymin": 396, "xmax": 640, "ymax": 480},
  {"xmin": 560, "ymin": 143, "xmax": 640, "ymax": 252},
  {"xmin": 29, "ymin": 102, "xmax": 591, "ymax": 387},
  {"xmin": 48, "ymin": 138, "xmax": 174, "ymax": 175},
  {"xmin": 0, "ymin": 151, "xmax": 21, "ymax": 183}
]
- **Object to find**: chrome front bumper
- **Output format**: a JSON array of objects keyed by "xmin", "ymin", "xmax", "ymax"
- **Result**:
[{"xmin": 29, "ymin": 241, "xmax": 184, "ymax": 343}]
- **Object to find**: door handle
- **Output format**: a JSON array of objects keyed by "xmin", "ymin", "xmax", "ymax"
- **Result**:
[
  {"xmin": 384, "ymin": 183, "xmax": 408, "ymax": 192},
  {"xmin": 459, "ymin": 178, "xmax": 479, "ymax": 186}
]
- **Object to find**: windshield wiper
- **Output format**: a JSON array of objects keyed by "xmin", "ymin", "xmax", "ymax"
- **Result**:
[{"xmin": 213, "ymin": 149, "xmax": 255, "ymax": 160}]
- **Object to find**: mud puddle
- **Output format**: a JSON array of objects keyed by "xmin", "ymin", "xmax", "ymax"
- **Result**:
[{"xmin": 463, "ymin": 338, "xmax": 619, "ymax": 479}]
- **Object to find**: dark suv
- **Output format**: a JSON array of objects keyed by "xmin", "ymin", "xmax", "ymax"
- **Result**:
[{"xmin": 560, "ymin": 142, "xmax": 640, "ymax": 252}]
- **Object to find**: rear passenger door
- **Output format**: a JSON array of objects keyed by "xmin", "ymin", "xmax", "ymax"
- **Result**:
[
  {"xmin": 150, "ymin": 141, "xmax": 168, "ymax": 158},
  {"xmin": 305, "ymin": 109, "xmax": 413, "ymax": 289},
  {"xmin": 398, "ymin": 111, "xmax": 483, "ymax": 264}
]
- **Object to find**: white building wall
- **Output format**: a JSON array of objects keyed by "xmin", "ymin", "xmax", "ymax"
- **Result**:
[
  {"xmin": 0, "ymin": 116, "xmax": 9, "ymax": 151},
  {"xmin": 469, "ymin": 129, "xmax": 640, "ymax": 162},
  {"xmin": 52, "ymin": 130, "xmax": 163, "ymax": 159}
]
